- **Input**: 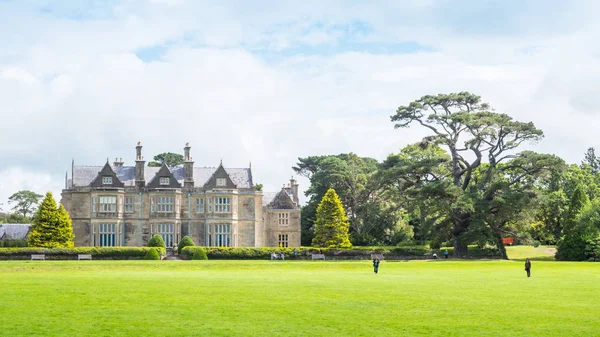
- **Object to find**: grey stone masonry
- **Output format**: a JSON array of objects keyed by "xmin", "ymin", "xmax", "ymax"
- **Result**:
[{"xmin": 61, "ymin": 142, "xmax": 301, "ymax": 248}]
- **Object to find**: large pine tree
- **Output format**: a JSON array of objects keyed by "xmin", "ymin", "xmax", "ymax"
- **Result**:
[
  {"xmin": 312, "ymin": 188, "xmax": 352, "ymax": 248},
  {"xmin": 28, "ymin": 192, "xmax": 75, "ymax": 248}
]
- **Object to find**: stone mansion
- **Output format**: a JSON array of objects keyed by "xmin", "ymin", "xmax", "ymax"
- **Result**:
[{"xmin": 60, "ymin": 142, "xmax": 301, "ymax": 248}]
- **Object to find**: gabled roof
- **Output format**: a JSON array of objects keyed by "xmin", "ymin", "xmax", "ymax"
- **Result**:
[
  {"xmin": 0, "ymin": 224, "xmax": 31, "ymax": 240},
  {"xmin": 70, "ymin": 165, "xmax": 253, "ymax": 188},
  {"xmin": 89, "ymin": 161, "xmax": 124, "ymax": 188},
  {"xmin": 263, "ymin": 188, "xmax": 298, "ymax": 209},
  {"xmin": 203, "ymin": 163, "xmax": 237, "ymax": 189},
  {"xmin": 146, "ymin": 163, "xmax": 182, "ymax": 188}
]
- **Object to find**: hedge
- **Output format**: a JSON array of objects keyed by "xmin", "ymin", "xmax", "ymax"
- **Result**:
[
  {"xmin": 0, "ymin": 247, "xmax": 166, "ymax": 260},
  {"xmin": 180, "ymin": 246, "xmax": 502, "ymax": 260}
]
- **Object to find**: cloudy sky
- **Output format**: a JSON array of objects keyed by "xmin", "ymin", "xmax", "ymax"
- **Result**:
[{"xmin": 1, "ymin": 0, "xmax": 600, "ymax": 209}]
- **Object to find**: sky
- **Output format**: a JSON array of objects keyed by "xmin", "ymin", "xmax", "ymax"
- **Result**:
[{"xmin": 1, "ymin": 0, "xmax": 600, "ymax": 210}]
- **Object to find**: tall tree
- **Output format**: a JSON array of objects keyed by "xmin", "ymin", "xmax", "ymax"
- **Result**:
[
  {"xmin": 391, "ymin": 92, "xmax": 544, "ymax": 257},
  {"xmin": 583, "ymin": 147, "xmax": 600, "ymax": 174},
  {"xmin": 28, "ymin": 192, "xmax": 75, "ymax": 248},
  {"xmin": 8, "ymin": 190, "xmax": 43, "ymax": 218},
  {"xmin": 148, "ymin": 152, "xmax": 184, "ymax": 167},
  {"xmin": 312, "ymin": 188, "xmax": 352, "ymax": 248},
  {"xmin": 294, "ymin": 154, "xmax": 379, "ymax": 244}
]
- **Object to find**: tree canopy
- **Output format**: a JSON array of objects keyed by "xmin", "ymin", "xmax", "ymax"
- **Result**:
[
  {"xmin": 8, "ymin": 190, "xmax": 43, "ymax": 218},
  {"xmin": 148, "ymin": 152, "xmax": 184, "ymax": 167}
]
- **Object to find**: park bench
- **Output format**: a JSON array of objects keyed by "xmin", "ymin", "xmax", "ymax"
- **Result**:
[
  {"xmin": 370, "ymin": 254, "xmax": 384, "ymax": 260},
  {"xmin": 311, "ymin": 254, "xmax": 325, "ymax": 260},
  {"xmin": 31, "ymin": 254, "xmax": 45, "ymax": 261},
  {"xmin": 78, "ymin": 254, "xmax": 92, "ymax": 260}
]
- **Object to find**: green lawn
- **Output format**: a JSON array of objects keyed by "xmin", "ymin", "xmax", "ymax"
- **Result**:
[
  {"xmin": 506, "ymin": 245, "xmax": 557, "ymax": 260},
  {"xmin": 1, "ymin": 260, "xmax": 599, "ymax": 336}
]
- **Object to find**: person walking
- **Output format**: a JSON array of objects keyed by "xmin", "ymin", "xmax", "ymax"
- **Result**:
[
  {"xmin": 444, "ymin": 250, "xmax": 449, "ymax": 259},
  {"xmin": 525, "ymin": 258, "xmax": 531, "ymax": 278},
  {"xmin": 373, "ymin": 258, "xmax": 380, "ymax": 274}
]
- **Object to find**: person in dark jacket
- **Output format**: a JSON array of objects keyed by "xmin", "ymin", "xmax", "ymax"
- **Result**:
[
  {"xmin": 525, "ymin": 258, "xmax": 531, "ymax": 278},
  {"xmin": 373, "ymin": 258, "xmax": 380, "ymax": 274}
]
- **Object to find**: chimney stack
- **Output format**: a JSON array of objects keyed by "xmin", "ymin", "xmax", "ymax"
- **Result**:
[
  {"xmin": 290, "ymin": 176, "xmax": 299, "ymax": 204},
  {"xmin": 184, "ymin": 142, "xmax": 194, "ymax": 189},
  {"xmin": 135, "ymin": 142, "xmax": 145, "ymax": 188},
  {"xmin": 113, "ymin": 157, "xmax": 124, "ymax": 167}
]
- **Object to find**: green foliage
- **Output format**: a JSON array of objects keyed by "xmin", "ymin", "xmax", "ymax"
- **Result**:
[
  {"xmin": 192, "ymin": 248, "xmax": 208, "ymax": 260},
  {"xmin": 556, "ymin": 234, "xmax": 588, "ymax": 261},
  {"xmin": 148, "ymin": 152, "xmax": 184, "ymax": 167},
  {"xmin": 179, "ymin": 246, "xmax": 500, "ymax": 260},
  {"xmin": 584, "ymin": 235, "xmax": 600, "ymax": 261},
  {"xmin": 1, "ymin": 213, "xmax": 31, "ymax": 224},
  {"xmin": 178, "ymin": 236, "xmax": 195, "ymax": 254},
  {"xmin": 294, "ymin": 153, "xmax": 379, "ymax": 245},
  {"xmin": 0, "ymin": 239, "xmax": 28, "ymax": 247},
  {"xmin": 28, "ymin": 192, "xmax": 75, "ymax": 248},
  {"xmin": 8, "ymin": 190, "xmax": 43, "ymax": 218},
  {"xmin": 391, "ymin": 92, "xmax": 547, "ymax": 256},
  {"xmin": 312, "ymin": 189, "xmax": 352, "ymax": 248},
  {"xmin": 254, "ymin": 183, "xmax": 263, "ymax": 191},
  {"xmin": 0, "ymin": 247, "xmax": 165, "ymax": 259},
  {"xmin": 144, "ymin": 248, "xmax": 161, "ymax": 260},
  {"xmin": 148, "ymin": 234, "xmax": 166, "ymax": 248}
]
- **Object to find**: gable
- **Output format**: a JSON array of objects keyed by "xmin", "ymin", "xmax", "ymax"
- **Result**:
[
  {"xmin": 89, "ymin": 162, "xmax": 124, "ymax": 188},
  {"xmin": 265, "ymin": 189, "xmax": 297, "ymax": 209},
  {"xmin": 203, "ymin": 165, "xmax": 237, "ymax": 189},
  {"xmin": 146, "ymin": 164, "xmax": 181, "ymax": 188}
]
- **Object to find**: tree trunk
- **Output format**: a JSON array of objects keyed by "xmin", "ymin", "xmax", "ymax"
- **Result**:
[
  {"xmin": 453, "ymin": 238, "xmax": 468, "ymax": 258},
  {"xmin": 493, "ymin": 232, "xmax": 509, "ymax": 260},
  {"xmin": 452, "ymin": 210, "xmax": 470, "ymax": 258}
]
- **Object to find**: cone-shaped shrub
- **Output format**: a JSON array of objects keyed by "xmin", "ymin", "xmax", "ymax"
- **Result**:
[
  {"xmin": 28, "ymin": 192, "xmax": 75, "ymax": 248},
  {"xmin": 312, "ymin": 188, "xmax": 352, "ymax": 248},
  {"xmin": 192, "ymin": 248, "xmax": 208, "ymax": 260},
  {"xmin": 148, "ymin": 234, "xmax": 165, "ymax": 248},
  {"xmin": 144, "ymin": 248, "xmax": 161, "ymax": 260},
  {"xmin": 178, "ymin": 236, "xmax": 195, "ymax": 254}
]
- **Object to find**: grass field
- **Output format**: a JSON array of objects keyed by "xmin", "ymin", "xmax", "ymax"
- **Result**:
[
  {"xmin": 1, "ymin": 259, "xmax": 599, "ymax": 337},
  {"xmin": 505, "ymin": 245, "xmax": 557, "ymax": 260}
]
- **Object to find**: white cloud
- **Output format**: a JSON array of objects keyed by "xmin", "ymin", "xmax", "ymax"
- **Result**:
[{"xmin": 1, "ymin": 1, "xmax": 600, "ymax": 208}]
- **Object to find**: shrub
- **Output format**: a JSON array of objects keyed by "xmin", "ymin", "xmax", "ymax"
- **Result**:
[
  {"xmin": 192, "ymin": 248, "xmax": 208, "ymax": 260},
  {"xmin": 148, "ymin": 234, "xmax": 166, "ymax": 248},
  {"xmin": 533, "ymin": 240, "xmax": 540, "ymax": 248},
  {"xmin": 0, "ymin": 247, "xmax": 165, "ymax": 260},
  {"xmin": 144, "ymin": 248, "xmax": 161, "ymax": 260},
  {"xmin": 178, "ymin": 236, "xmax": 195, "ymax": 254},
  {"xmin": 0, "ymin": 239, "xmax": 28, "ymax": 248},
  {"xmin": 556, "ymin": 234, "xmax": 587, "ymax": 261}
]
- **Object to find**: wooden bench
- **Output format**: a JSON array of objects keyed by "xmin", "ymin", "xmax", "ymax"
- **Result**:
[
  {"xmin": 78, "ymin": 254, "xmax": 92, "ymax": 260},
  {"xmin": 31, "ymin": 254, "xmax": 45, "ymax": 261},
  {"xmin": 370, "ymin": 254, "xmax": 384, "ymax": 260},
  {"xmin": 311, "ymin": 254, "xmax": 325, "ymax": 260}
]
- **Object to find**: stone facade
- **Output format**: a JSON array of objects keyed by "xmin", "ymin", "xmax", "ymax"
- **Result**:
[{"xmin": 60, "ymin": 142, "xmax": 301, "ymax": 248}]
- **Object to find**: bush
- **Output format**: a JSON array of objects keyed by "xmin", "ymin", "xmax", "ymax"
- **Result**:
[
  {"xmin": 148, "ymin": 234, "xmax": 166, "ymax": 248},
  {"xmin": 533, "ymin": 240, "xmax": 540, "ymax": 248},
  {"xmin": 178, "ymin": 236, "xmax": 195, "ymax": 254},
  {"xmin": 144, "ymin": 248, "xmax": 161, "ymax": 260},
  {"xmin": 556, "ymin": 234, "xmax": 587, "ymax": 261},
  {"xmin": 0, "ymin": 239, "xmax": 28, "ymax": 248},
  {"xmin": 178, "ymin": 245, "xmax": 502, "ymax": 260},
  {"xmin": 0, "ymin": 247, "xmax": 165, "ymax": 260},
  {"xmin": 192, "ymin": 248, "xmax": 208, "ymax": 260}
]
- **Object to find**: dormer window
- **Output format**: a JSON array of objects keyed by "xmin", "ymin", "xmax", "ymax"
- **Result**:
[
  {"xmin": 216, "ymin": 178, "xmax": 226, "ymax": 187},
  {"xmin": 159, "ymin": 177, "xmax": 170, "ymax": 185},
  {"xmin": 102, "ymin": 176, "xmax": 112, "ymax": 185}
]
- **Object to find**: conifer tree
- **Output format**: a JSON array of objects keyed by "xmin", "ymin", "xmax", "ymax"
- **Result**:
[
  {"xmin": 28, "ymin": 192, "xmax": 75, "ymax": 248},
  {"xmin": 312, "ymin": 188, "xmax": 352, "ymax": 248}
]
